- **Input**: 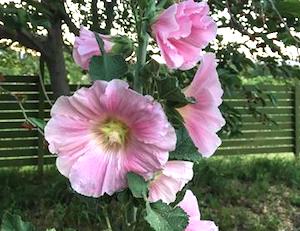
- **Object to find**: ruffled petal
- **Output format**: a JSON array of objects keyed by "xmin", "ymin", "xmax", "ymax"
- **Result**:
[
  {"xmin": 186, "ymin": 220, "xmax": 219, "ymax": 231},
  {"xmin": 177, "ymin": 190, "xmax": 201, "ymax": 219},
  {"xmin": 148, "ymin": 161, "xmax": 193, "ymax": 203},
  {"xmin": 69, "ymin": 142, "xmax": 127, "ymax": 197}
]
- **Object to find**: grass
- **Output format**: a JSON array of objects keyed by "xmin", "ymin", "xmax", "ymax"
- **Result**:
[{"xmin": 1, "ymin": 154, "xmax": 300, "ymax": 230}]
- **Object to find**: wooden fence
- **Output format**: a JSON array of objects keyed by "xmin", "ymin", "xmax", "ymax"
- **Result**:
[{"xmin": 0, "ymin": 75, "xmax": 299, "ymax": 169}]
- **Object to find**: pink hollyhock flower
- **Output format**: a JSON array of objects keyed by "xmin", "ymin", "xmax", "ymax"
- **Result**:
[
  {"xmin": 147, "ymin": 161, "xmax": 193, "ymax": 204},
  {"xmin": 151, "ymin": 0, "xmax": 217, "ymax": 70},
  {"xmin": 178, "ymin": 190, "xmax": 218, "ymax": 231},
  {"xmin": 73, "ymin": 26, "xmax": 113, "ymax": 70},
  {"xmin": 177, "ymin": 53, "xmax": 225, "ymax": 157},
  {"xmin": 44, "ymin": 79, "xmax": 176, "ymax": 197}
]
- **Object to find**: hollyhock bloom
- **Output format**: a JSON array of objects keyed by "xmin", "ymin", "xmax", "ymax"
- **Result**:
[
  {"xmin": 177, "ymin": 53, "xmax": 225, "ymax": 157},
  {"xmin": 151, "ymin": 0, "xmax": 217, "ymax": 70},
  {"xmin": 178, "ymin": 190, "xmax": 218, "ymax": 231},
  {"xmin": 73, "ymin": 27, "xmax": 113, "ymax": 70},
  {"xmin": 147, "ymin": 161, "xmax": 193, "ymax": 204},
  {"xmin": 45, "ymin": 79, "xmax": 176, "ymax": 197}
]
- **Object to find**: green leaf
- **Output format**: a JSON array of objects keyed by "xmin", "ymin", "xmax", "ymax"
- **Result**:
[
  {"xmin": 1, "ymin": 213, "xmax": 36, "ymax": 231},
  {"xmin": 145, "ymin": 201, "xmax": 188, "ymax": 231},
  {"xmin": 127, "ymin": 172, "xmax": 148, "ymax": 199},
  {"xmin": 169, "ymin": 127, "xmax": 201, "ymax": 162},
  {"xmin": 156, "ymin": 77, "xmax": 195, "ymax": 108},
  {"xmin": 89, "ymin": 55, "xmax": 128, "ymax": 81},
  {"xmin": 27, "ymin": 117, "xmax": 46, "ymax": 130}
]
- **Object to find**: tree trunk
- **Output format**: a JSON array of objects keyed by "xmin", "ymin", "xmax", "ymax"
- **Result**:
[{"xmin": 45, "ymin": 20, "xmax": 70, "ymax": 99}]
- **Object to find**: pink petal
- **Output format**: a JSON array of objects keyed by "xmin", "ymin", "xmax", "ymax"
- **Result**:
[
  {"xmin": 185, "ymin": 53, "xmax": 223, "ymax": 104},
  {"xmin": 177, "ymin": 53, "xmax": 225, "ymax": 157},
  {"xmin": 151, "ymin": 4, "xmax": 179, "ymax": 43},
  {"xmin": 45, "ymin": 79, "xmax": 177, "ymax": 197},
  {"xmin": 69, "ymin": 142, "xmax": 127, "ymax": 197},
  {"xmin": 148, "ymin": 161, "xmax": 194, "ymax": 204},
  {"xmin": 177, "ymin": 190, "xmax": 201, "ymax": 219},
  {"xmin": 73, "ymin": 27, "xmax": 113, "ymax": 70},
  {"xmin": 168, "ymin": 39, "xmax": 202, "ymax": 70},
  {"xmin": 178, "ymin": 190, "xmax": 219, "ymax": 231},
  {"xmin": 187, "ymin": 220, "xmax": 219, "ymax": 231}
]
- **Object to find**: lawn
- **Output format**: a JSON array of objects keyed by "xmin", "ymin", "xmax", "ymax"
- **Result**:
[{"xmin": 1, "ymin": 154, "xmax": 300, "ymax": 231}]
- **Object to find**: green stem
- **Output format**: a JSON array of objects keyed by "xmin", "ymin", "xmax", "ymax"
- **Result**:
[
  {"xmin": 103, "ymin": 207, "xmax": 113, "ymax": 231},
  {"xmin": 134, "ymin": 30, "xmax": 149, "ymax": 93}
]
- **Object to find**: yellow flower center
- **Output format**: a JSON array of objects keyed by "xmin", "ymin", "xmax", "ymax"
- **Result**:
[{"xmin": 94, "ymin": 118, "xmax": 129, "ymax": 150}]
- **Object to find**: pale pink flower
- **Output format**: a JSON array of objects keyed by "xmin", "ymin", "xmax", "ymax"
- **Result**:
[
  {"xmin": 73, "ymin": 27, "xmax": 113, "ymax": 70},
  {"xmin": 177, "ymin": 53, "xmax": 225, "ymax": 157},
  {"xmin": 147, "ymin": 161, "xmax": 193, "ymax": 204},
  {"xmin": 151, "ymin": 0, "xmax": 217, "ymax": 70},
  {"xmin": 178, "ymin": 190, "xmax": 218, "ymax": 231},
  {"xmin": 45, "ymin": 79, "xmax": 176, "ymax": 197}
]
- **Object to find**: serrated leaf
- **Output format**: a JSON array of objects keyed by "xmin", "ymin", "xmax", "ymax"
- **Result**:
[
  {"xmin": 169, "ymin": 127, "xmax": 201, "ymax": 162},
  {"xmin": 156, "ymin": 77, "xmax": 195, "ymax": 108},
  {"xmin": 89, "ymin": 55, "xmax": 128, "ymax": 81},
  {"xmin": 1, "ymin": 213, "xmax": 36, "ymax": 231},
  {"xmin": 145, "ymin": 201, "xmax": 188, "ymax": 231},
  {"xmin": 127, "ymin": 172, "xmax": 148, "ymax": 199},
  {"xmin": 27, "ymin": 117, "xmax": 46, "ymax": 130}
]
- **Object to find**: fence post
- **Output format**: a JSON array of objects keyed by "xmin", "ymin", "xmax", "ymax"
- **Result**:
[
  {"xmin": 37, "ymin": 71, "xmax": 45, "ymax": 175},
  {"xmin": 295, "ymin": 79, "xmax": 300, "ymax": 157}
]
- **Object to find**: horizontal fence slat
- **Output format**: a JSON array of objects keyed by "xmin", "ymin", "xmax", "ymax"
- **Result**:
[
  {"xmin": 0, "ymin": 112, "xmax": 39, "ymax": 119},
  {"xmin": 221, "ymin": 130, "xmax": 294, "ymax": 139},
  {"xmin": 1, "ymin": 76, "xmax": 38, "ymax": 83},
  {"xmin": 241, "ymin": 115, "xmax": 293, "ymax": 123},
  {"xmin": 0, "ymin": 94, "xmax": 40, "ymax": 101},
  {"xmin": 0, "ymin": 102, "xmax": 38, "ymax": 110},
  {"xmin": 0, "ymin": 139, "xmax": 38, "ymax": 148},
  {"xmin": 224, "ymin": 92, "xmax": 293, "ymax": 100},
  {"xmin": 0, "ymin": 130, "xmax": 38, "ymax": 138},
  {"xmin": 242, "ymin": 85, "xmax": 293, "ymax": 92},
  {"xmin": 0, "ymin": 148, "xmax": 38, "ymax": 157},
  {"xmin": 0, "ymin": 156, "xmax": 55, "ymax": 167},
  {"xmin": 0, "ymin": 85, "xmax": 38, "ymax": 92},
  {"xmin": 0, "ymin": 122, "xmax": 26, "ymax": 129},
  {"xmin": 216, "ymin": 146, "xmax": 293, "ymax": 155},
  {"xmin": 236, "ymin": 107, "xmax": 294, "ymax": 115},
  {"xmin": 221, "ymin": 138, "xmax": 293, "ymax": 148},
  {"xmin": 241, "ymin": 122, "xmax": 293, "ymax": 130},
  {"xmin": 225, "ymin": 100, "xmax": 293, "ymax": 107}
]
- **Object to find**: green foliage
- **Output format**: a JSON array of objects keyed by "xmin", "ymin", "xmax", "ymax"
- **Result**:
[
  {"xmin": 127, "ymin": 172, "xmax": 148, "ymax": 199},
  {"xmin": 145, "ymin": 201, "xmax": 188, "ymax": 231},
  {"xmin": 169, "ymin": 127, "xmax": 201, "ymax": 162},
  {"xmin": 1, "ymin": 155, "xmax": 300, "ymax": 230},
  {"xmin": 156, "ymin": 77, "xmax": 195, "ymax": 108},
  {"xmin": 1, "ymin": 213, "xmax": 35, "ymax": 231},
  {"xmin": 27, "ymin": 117, "xmax": 46, "ymax": 131},
  {"xmin": 89, "ymin": 55, "xmax": 128, "ymax": 81},
  {"xmin": 89, "ymin": 32, "xmax": 128, "ymax": 81}
]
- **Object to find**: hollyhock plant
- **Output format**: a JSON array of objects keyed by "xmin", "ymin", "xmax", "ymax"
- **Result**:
[
  {"xmin": 178, "ymin": 190, "xmax": 219, "ymax": 231},
  {"xmin": 177, "ymin": 53, "xmax": 225, "ymax": 157},
  {"xmin": 44, "ymin": 79, "xmax": 176, "ymax": 197},
  {"xmin": 151, "ymin": 0, "xmax": 217, "ymax": 70},
  {"xmin": 147, "ymin": 160, "xmax": 193, "ymax": 204},
  {"xmin": 73, "ymin": 26, "xmax": 113, "ymax": 70}
]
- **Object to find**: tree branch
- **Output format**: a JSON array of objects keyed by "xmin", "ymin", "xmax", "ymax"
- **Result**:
[
  {"xmin": 104, "ymin": 0, "xmax": 117, "ymax": 34},
  {"xmin": 59, "ymin": 3, "xmax": 80, "ymax": 36},
  {"xmin": 0, "ymin": 25, "xmax": 46, "ymax": 53}
]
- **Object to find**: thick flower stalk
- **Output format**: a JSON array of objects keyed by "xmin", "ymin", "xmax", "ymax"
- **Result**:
[
  {"xmin": 45, "ymin": 79, "xmax": 176, "ymax": 197},
  {"xmin": 177, "ymin": 190, "xmax": 219, "ymax": 231},
  {"xmin": 151, "ymin": 0, "xmax": 217, "ymax": 70},
  {"xmin": 177, "ymin": 53, "xmax": 225, "ymax": 157}
]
